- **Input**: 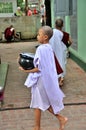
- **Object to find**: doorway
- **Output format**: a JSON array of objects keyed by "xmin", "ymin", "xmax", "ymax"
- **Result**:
[{"xmin": 45, "ymin": 0, "xmax": 51, "ymax": 26}]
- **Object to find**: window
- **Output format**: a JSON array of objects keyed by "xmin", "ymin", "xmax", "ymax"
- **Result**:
[{"xmin": 0, "ymin": 2, "xmax": 13, "ymax": 13}]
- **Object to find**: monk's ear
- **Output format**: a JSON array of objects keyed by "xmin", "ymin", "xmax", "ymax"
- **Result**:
[{"xmin": 44, "ymin": 35, "xmax": 48, "ymax": 40}]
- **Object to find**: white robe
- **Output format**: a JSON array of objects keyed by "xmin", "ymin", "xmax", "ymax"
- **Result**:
[
  {"xmin": 49, "ymin": 29, "xmax": 67, "ymax": 77},
  {"xmin": 24, "ymin": 44, "xmax": 65, "ymax": 114}
]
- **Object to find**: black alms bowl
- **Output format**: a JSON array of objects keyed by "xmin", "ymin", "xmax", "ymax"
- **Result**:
[{"xmin": 18, "ymin": 52, "xmax": 34, "ymax": 70}]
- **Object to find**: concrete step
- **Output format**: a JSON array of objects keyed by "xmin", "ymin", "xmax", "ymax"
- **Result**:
[{"xmin": 0, "ymin": 63, "xmax": 9, "ymax": 105}]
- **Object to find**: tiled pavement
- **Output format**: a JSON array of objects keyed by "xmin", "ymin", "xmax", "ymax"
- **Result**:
[{"xmin": 0, "ymin": 41, "xmax": 86, "ymax": 130}]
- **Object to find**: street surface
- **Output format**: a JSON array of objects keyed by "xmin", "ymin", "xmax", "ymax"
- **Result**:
[{"xmin": 0, "ymin": 41, "xmax": 86, "ymax": 130}]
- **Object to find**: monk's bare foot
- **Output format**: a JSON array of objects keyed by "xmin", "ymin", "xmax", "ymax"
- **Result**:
[
  {"xmin": 59, "ymin": 117, "xmax": 68, "ymax": 130},
  {"xmin": 59, "ymin": 77, "xmax": 64, "ymax": 87}
]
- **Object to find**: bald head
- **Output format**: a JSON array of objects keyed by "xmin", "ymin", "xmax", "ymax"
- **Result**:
[
  {"xmin": 40, "ymin": 26, "xmax": 53, "ymax": 40},
  {"xmin": 55, "ymin": 18, "xmax": 63, "ymax": 29}
]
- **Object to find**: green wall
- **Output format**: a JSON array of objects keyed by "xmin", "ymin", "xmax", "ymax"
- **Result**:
[
  {"xmin": 70, "ymin": 0, "xmax": 86, "ymax": 71},
  {"xmin": 77, "ymin": 0, "xmax": 86, "ymax": 62},
  {"xmin": 51, "ymin": 0, "xmax": 55, "ymax": 28}
]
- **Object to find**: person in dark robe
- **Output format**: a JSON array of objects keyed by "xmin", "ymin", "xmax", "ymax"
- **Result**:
[{"xmin": 4, "ymin": 25, "xmax": 19, "ymax": 42}]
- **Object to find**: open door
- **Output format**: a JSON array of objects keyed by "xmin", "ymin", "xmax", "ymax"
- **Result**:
[{"xmin": 45, "ymin": 0, "xmax": 51, "ymax": 26}]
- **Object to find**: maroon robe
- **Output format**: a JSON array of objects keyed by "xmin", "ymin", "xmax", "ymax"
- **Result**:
[
  {"xmin": 4, "ymin": 27, "xmax": 14, "ymax": 42},
  {"xmin": 54, "ymin": 53, "xmax": 63, "ymax": 75},
  {"xmin": 62, "ymin": 31, "xmax": 70, "ymax": 48}
]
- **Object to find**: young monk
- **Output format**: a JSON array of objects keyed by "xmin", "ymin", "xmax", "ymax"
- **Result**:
[{"xmin": 19, "ymin": 26, "xmax": 68, "ymax": 130}]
